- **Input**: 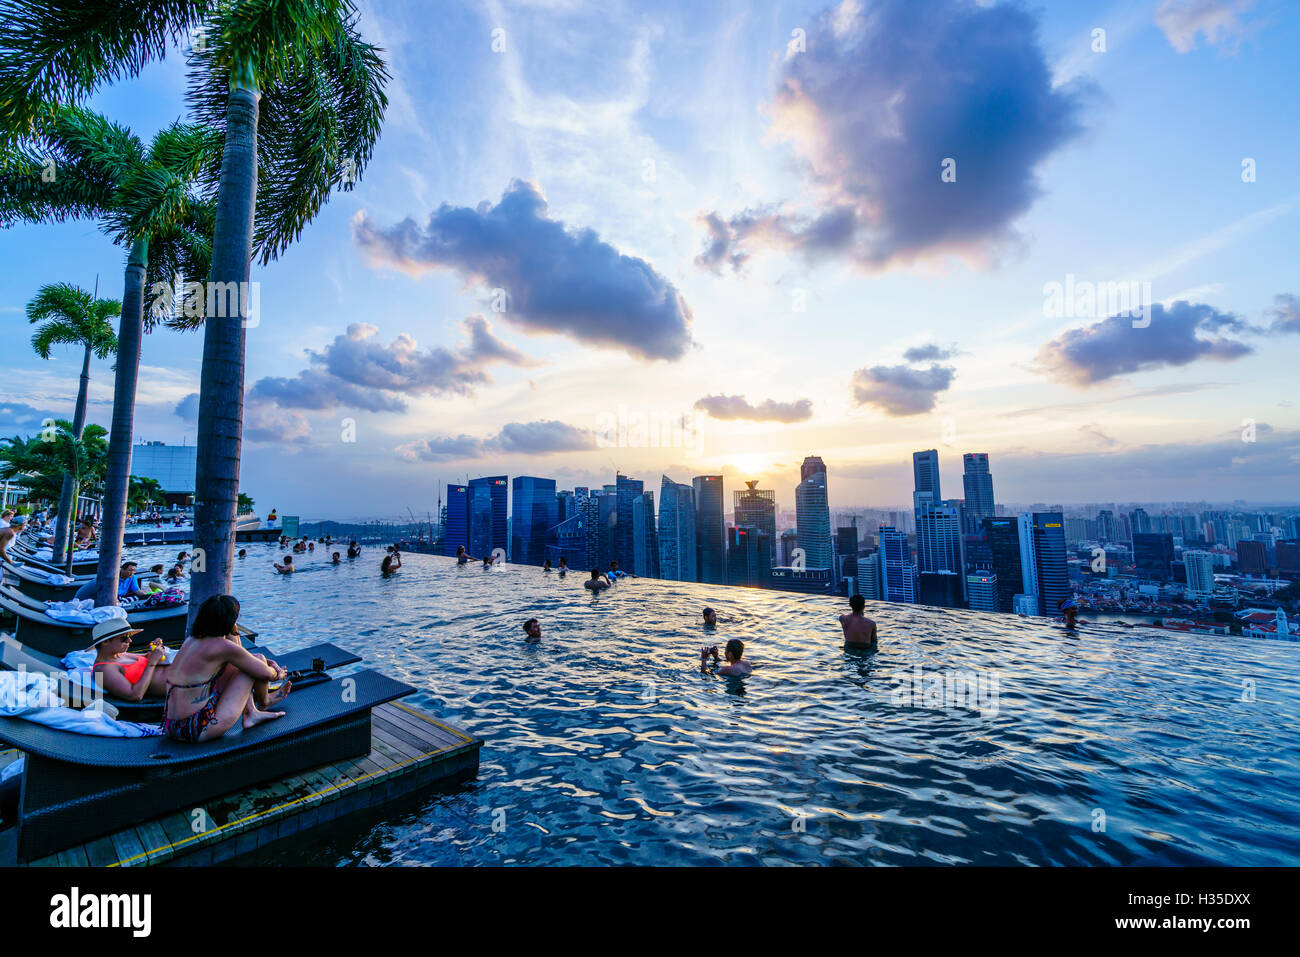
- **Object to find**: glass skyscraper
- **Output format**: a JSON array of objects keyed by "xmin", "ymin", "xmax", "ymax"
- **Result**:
[
  {"xmin": 915, "ymin": 500, "xmax": 966, "ymax": 603},
  {"xmin": 657, "ymin": 476, "xmax": 697, "ymax": 582},
  {"xmin": 879, "ymin": 525, "xmax": 916, "ymax": 603},
  {"xmin": 632, "ymin": 490, "xmax": 659, "ymax": 578},
  {"xmin": 961, "ymin": 453, "xmax": 994, "ymax": 534},
  {"xmin": 795, "ymin": 464, "xmax": 832, "ymax": 570},
  {"xmin": 733, "ymin": 481, "xmax": 776, "ymax": 583},
  {"xmin": 983, "ymin": 516, "xmax": 1024, "ymax": 612},
  {"xmin": 469, "ymin": 475, "xmax": 508, "ymax": 559},
  {"xmin": 912, "ymin": 449, "xmax": 941, "ymax": 506},
  {"xmin": 614, "ymin": 474, "xmax": 644, "ymax": 573},
  {"xmin": 693, "ymin": 475, "xmax": 726, "ymax": 584},
  {"xmin": 511, "ymin": 476, "xmax": 557, "ymax": 566},
  {"xmin": 1031, "ymin": 511, "xmax": 1070, "ymax": 614},
  {"xmin": 443, "ymin": 483, "xmax": 469, "ymax": 556}
]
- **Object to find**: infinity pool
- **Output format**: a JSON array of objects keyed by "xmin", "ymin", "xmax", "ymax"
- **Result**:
[{"xmin": 144, "ymin": 543, "xmax": 1300, "ymax": 866}]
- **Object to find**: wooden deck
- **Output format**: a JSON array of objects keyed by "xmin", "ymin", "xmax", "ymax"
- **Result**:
[{"xmin": 20, "ymin": 703, "xmax": 482, "ymax": 867}]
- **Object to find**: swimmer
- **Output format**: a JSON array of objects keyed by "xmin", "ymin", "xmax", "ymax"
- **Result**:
[
  {"xmin": 701, "ymin": 639, "xmax": 752, "ymax": 677},
  {"xmin": 274, "ymin": 555, "xmax": 295, "ymax": 574},
  {"xmin": 608, "ymin": 559, "xmax": 629, "ymax": 580},
  {"xmin": 839, "ymin": 594, "xmax": 878, "ymax": 648},
  {"xmin": 455, "ymin": 545, "xmax": 472, "ymax": 565},
  {"xmin": 331, "ymin": 551, "xmax": 341, "ymax": 564},
  {"xmin": 543, "ymin": 559, "xmax": 552, "ymax": 572},
  {"xmin": 237, "ymin": 548, "xmax": 247, "ymax": 559},
  {"xmin": 347, "ymin": 540, "xmax": 361, "ymax": 558},
  {"xmin": 482, "ymin": 554, "xmax": 495, "ymax": 568},
  {"xmin": 381, "ymin": 552, "xmax": 402, "ymax": 575},
  {"xmin": 557, "ymin": 556, "xmax": 568, "ymax": 576},
  {"xmin": 1057, "ymin": 597, "xmax": 1081, "ymax": 629},
  {"xmin": 522, "ymin": 618, "xmax": 542, "ymax": 643},
  {"xmin": 702, "ymin": 607, "xmax": 717, "ymax": 628},
  {"xmin": 584, "ymin": 568, "xmax": 610, "ymax": 591}
]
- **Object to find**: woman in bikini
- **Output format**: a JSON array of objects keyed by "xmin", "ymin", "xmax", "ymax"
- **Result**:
[
  {"xmin": 87, "ymin": 619, "xmax": 170, "ymax": 701},
  {"xmin": 161, "ymin": 595, "xmax": 292, "ymax": 743}
]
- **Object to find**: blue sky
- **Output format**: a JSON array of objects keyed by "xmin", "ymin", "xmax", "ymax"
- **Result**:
[{"xmin": 2, "ymin": 0, "xmax": 1298, "ymax": 519}]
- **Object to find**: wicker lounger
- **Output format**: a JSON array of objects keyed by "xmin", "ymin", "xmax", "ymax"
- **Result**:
[
  {"xmin": 0, "ymin": 584, "xmax": 188, "ymax": 656},
  {"xmin": 0, "ymin": 668, "xmax": 415, "ymax": 863},
  {"xmin": 0, "ymin": 636, "xmax": 362, "ymax": 721}
]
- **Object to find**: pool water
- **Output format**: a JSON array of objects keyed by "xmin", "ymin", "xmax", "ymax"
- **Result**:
[{"xmin": 147, "ymin": 544, "xmax": 1300, "ymax": 866}]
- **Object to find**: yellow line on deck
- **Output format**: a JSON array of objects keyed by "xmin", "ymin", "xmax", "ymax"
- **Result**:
[
  {"xmin": 108, "ymin": 733, "xmax": 468, "ymax": 868},
  {"xmin": 391, "ymin": 701, "xmax": 476, "ymax": 743}
]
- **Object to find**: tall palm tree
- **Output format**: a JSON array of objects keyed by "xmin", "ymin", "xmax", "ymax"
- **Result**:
[
  {"xmin": 1, "ymin": 105, "xmax": 215, "ymax": 604},
  {"xmin": 0, "ymin": 0, "xmax": 388, "ymax": 621},
  {"xmin": 27, "ymin": 282, "xmax": 120, "ymax": 565}
]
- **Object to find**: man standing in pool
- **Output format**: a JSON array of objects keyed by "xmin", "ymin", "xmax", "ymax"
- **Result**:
[
  {"xmin": 702, "ymin": 607, "xmax": 718, "ymax": 628},
  {"xmin": 840, "ymin": 594, "xmax": 878, "ymax": 648},
  {"xmin": 701, "ymin": 639, "xmax": 753, "ymax": 677},
  {"xmin": 1057, "ymin": 597, "xmax": 1082, "ymax": 629},
  {"xmin": 522, "ymin": 618, "xmax": 543, "ymax": 643}
]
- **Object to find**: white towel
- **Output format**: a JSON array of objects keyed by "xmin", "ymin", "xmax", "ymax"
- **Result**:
[
  {"xmin": 41, "ymin": 599, "xmax": 127, "ymax": 625},
  {"xmin": 0, "ymin": 672, "xmax": 161, "ymax": 736}
]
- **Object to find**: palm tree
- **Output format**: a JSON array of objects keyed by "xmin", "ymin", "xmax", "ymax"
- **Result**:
[
  {"xmin": 27, "ymin": 282, "xmax": 120, "ymax": 565},
  {"xmin": 128, "ymin": 475, "xmax": 166, "ymax": 511},
  {"xmin": 0, "ymin": 1, "xmax": 388, "ymax": 621},
  {"xmin": 1, "ymin": 105, "xmax": 216, "ymax": 604},
  {"xmin": 40, "ymin": 421, "xmax": 110, "ymax": 570}
]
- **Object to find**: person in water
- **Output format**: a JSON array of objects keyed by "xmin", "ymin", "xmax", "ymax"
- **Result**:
[
  {"xmin": 274, "ymin": 555, "xmax": 295, "ymax": 574},
  {"xmin": 585, "ymin": 568, "xmax": 610, "ymax": 591},
  {"xmin": 482, "ymin": 553, "xmax": 495, "ymax": 568},
  {"xmin": 161, "ymin": 594, "xmax": 290, "ymax": 742},
  {"xmin": 331, "ymin": 551, "xmax": 341, "ymax": 564},
  {"xmin": 1057, "ymin": 597, "xmax": 1081, "ymax": 628},
  {"xmin": 455, "ymin": 545, "xmax": 472, "ymax": 565},
  {"xmin": 701, "ymin": 639, "xmax": 752, "ymax": 677},
  {"xmin": 348, "ymin": 540, "xmax": 361, "ymax": 558},
  {"xmin": 381, "ymin": 552, "xmax": 402, "ymax": 575},
  {"xmin": 89, "ymin": 619, "xmax": 170, "ymax": 700},
  {"xmin": 840, "ymin": 594, "xmax": 878, "ymax": 648},
  {"xmin": 543, "ymin": 559, "xmax": 552, "ymax": 572},
  {"xmin": 165, "ymin": 563, "xmax": 187, "ymax": 584},
  {"xmin": 237, "ymin": 548, "xmax": 247, "ymax": 559},
  {"xmin": 702, "ymin": 607, "xmax": 717, "ymax": 628},
  {"xmin": 608, "ymin": 559, "xmax": 629, "ymax": 580},
  {"xmin": 522, "ymin": 618, "xmax": 542, "ymax": 643},
  {"xmin": 557, "ymin": 556, "xmax": 568, "ymax": 576}
]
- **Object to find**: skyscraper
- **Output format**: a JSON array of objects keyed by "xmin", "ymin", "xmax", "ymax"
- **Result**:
[
  {"xmin": 727, "ymin": 526, "xmax": 773, "ymax": 588},
  {"xmin": 1184, "ymin": 550, "xmax": 1216, "ymax": 598},
  {"xmin": 1031, "ymin": 511, "xmax": 1069, "ymax": 614},
  {"xmin": 1096, "ymin": 509, "xmax": 1116, "ymax": 543},
  {"xmin": 795, "ymin": 470, "xmax": 832, "ymax": 570},
  {"xmin": 468, "ymin": 476, "xmax": 508, "ymax": 559},
  {"xmin": 693, "ymin": 475, "xmax": 726, "ymax": 583},
  {"xmin": 858, "ymin": 551, "xmax": 882, "ymax": 600},
  {"xmin": 800, "ymin": 455, "xmax": 827, "ymax": 484},
  {"xmin": 615, "ymin": 474, "xmax": 644, "ymax": 573},
  {"xmin": 511, "ymin": 476, "xmax": 558, "ymax": 565},
  {"xmin": 1133, "ymin": 532, "xmax": 1175, "ymax": 581},
  {"xmin": 983, "ymin": 516, "xmax": 1024, "ymax": 613},
  {"xmin": 966, "ymin": 572, "xmax": 1000, "ymax": 612},
  {"xmin": 915, "ymin": 500, "xmax": 965, "ymax": 582},
  {"xmin": 1017, "ymin": 514, "xmax": 1040, "ymax": 615},
  {"xmin": 443, "ymin": 483, "xmax": 469, "ymax": 556},
  {"xmin": 912, "ymin": 449, "xmax": 941, "ymax": 506},
  {"xmin": 632, "ymin": 490, "xmax": 659, "ymax": 579},
  {"xmin": 657, "ymin": 476, "xmax": 697, "ymax": 582},
  {"xmin": 961, "ymin": 453, "xmax": 995, "ymax": 534},
  {"xmin": 879, "ymin": 526, "xmax": 916, "ymax": 603},
  {"xmin": 734, "ymin": 482, "xmax": 777, "ymax": 555}
]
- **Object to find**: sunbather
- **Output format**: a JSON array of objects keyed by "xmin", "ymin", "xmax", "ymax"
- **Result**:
[
  {"xmin": 89, "ymin": 619, "xmax": 169, "ymax": 701},
  {"xmin": 161, "ymin": 594, "xmax": 290, "ymax": 742}
]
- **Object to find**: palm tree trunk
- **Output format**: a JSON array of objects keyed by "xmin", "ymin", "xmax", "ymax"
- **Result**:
[
  {"xmin": 51, "ymin": 343, "xmax": 93, "ymax": 566},
  {"xmin": 95, "ymin": 237, "xmax": 148, "ymax": 607},
  {"xmin": 189, "ymin": 77, "xmax": 259, "ymax": 626}
]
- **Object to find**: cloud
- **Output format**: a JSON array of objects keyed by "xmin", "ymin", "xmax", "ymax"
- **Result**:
[
  {"xmin": 243, "ymin": 405, "xmax": 311, "ymax": 445},
  {"xmin": 1266, "ymin": 293, "xmax": 1300, "ymax": 334},
  {"xmin": 697, "ymin": 0, "xmax": 1084, "ymax": 272},
  {"xmin": 396, "ymin": 420, "xmax": 597, "ymax": 462},
  {"xmin": 693, "ymin": 394, "xmax": 814, "ymax": 423},
  {"xmin": 0, "ymin": 402, "xmax": 57, "ymax": 433},
  {"xmin": 249, "ymin": 317, "xmax": 529, "ymax": 414},
  {"xmin": 902, "ymin": 343, "xmax": 960, "ymax": 362},
  {"xmin": 850, "ymin": 363, "xmax": 955, "ymax": 416},
  {"xmin": 1036, "ymin": 300, "xmax": 1255, "ymax": 386},
  {"xmin": 173, "ymin": 392, "xmax": 200, "ymax": 424},
  {"xmin": 1156, "ymin": 0, "xmax": 1256, "ymax": 53},
  {"xmin": 354, "ymin": 179, "xmax": 694, "ymax": 361}
]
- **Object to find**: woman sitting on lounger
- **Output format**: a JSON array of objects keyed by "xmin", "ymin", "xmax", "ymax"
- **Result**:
[
  {"xmin": 89, "ymin": 619, "xmax": 170, "ymax": 701},
  {"xmin": 161, "ymin": 595, "xmax": 291, "ymax": 742}
]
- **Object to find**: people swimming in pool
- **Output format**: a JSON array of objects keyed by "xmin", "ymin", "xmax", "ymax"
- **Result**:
[
  {"xmin": 584, "ymin": 568, "xmax": 610, "ymax": 591},
  {"xmin": 702, "ymin": 607, "xmax": 717, "ymax": 628},
  {"xmin": 701, "ymin": 639, "xmax": 753, "ymax": 677},
  {"xmin": 237, "ymin": 548, "xmax": 247, "ymax": 559},
  {"xmin": 331, "ymin": 551, "xmax": 341, "ymax": 564},
  {"xmin": 840, "ymin": 594, "xmax": 878, "ymax": 648},
  {"xmin": 161, "ymin": 594, "xmax": 290, "ymax": 742},
  {"xmin": 381, "ymin": 552, "xmax": 402, "ymax": 575},
  {"xmin": 557, "ymin": 556, "xmax": 568, "ymax": 576},
  {"xmin": 1057, "ymin": 597, "xmax": 1081, "ymax": 628},
  {"xmin": 543, "ymin": 559, "xmax": 552, "ymax": 572},
  {"xmin": 482, "ymin": 553, "xmax": 495, "ymax": 568},
  {"xmin": 455, "ymin": 545, "xmax": 473, "ymax": 565},
  {"xmin": 522, "ymin": 618, "xmax": 542, "ymax": 643},
  {"xmin": 347, "ymin": 540, "xmax": 361, "ymax": 558},
  {"xmin": 607, "ymin": 559, "xmax": 629, "ymax": 580},
  {"xmin": 274, "ymin": 555, "xmax": 294, "ymax": 574}
]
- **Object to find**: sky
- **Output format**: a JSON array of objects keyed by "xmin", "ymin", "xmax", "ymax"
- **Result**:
[{"xmin": 2, "ymin": 0, "xmax": 1299, "ymax": 520}]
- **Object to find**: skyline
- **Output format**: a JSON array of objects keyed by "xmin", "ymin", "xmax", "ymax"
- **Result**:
[{"xmin": 3, "ymin": 0, "xmax": 1299, "ymax": 514}]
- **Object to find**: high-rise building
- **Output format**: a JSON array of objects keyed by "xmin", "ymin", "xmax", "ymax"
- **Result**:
[
  {"xmin": 693, "ymin": 475, "xmax": 726, "ymax": 584},
  {"xmin": 961, "ymin": 453, "xmax": 995, "ymax": 534},
  {"xmin": 614, "ymin": 474, "xmax": 644, "ymax": 573},
  {"xmin": 800, "ymin": 455, "xmax": 827, "ymax": 484},
  {"xmin": 1278, "ymin": 541, "xmax": 1300, "ymax": 578},
  {"xmin": 1237, "ymin": 540, "xmax": 1267, "ymax": 576},
  {"xmin": 858, "ymin": 552, "xmax": 882, "ymax": 600},
  {"xmin": 835, "ymin": 525, "xmax": 859, "ymax": 582},
  {"xmin": 443, "ymin": 484, "xmax": 469, "ymax": 556},
  {"xmin": 1017, "ymin": 513, "xmax": 1040, "ymax": 615},
  {"xmin": 983, "ymin": 516, "xmax": 1024, "ymax": 613},
  {"xmin": 1031, "ymin": 512, "xmax": 1070, "ymax": 614},
  {"xmin": 733, "ymin": 481, "xmax": 776, "ymax": 583},
  {"xmin": 511, "ymin": 476, "xmax": 557, "ymax": 565},
  {"xmin": 1096, "ymin": 509, "xmax": 1117, "ymax": 543},
  {"xmin": 795, "ymin": 469, "xmax": 832, "ymax": 570},
  {"xmin": 919, "ymin": 570, "xmax": 963, "ymax": 608},
  {"xmin": 912, "ymin": 449, "xmax": 941, "ymax": 507},
  {"xmin": 468, "ymin": 476, "xmax": 508, "ymax": 559},
  {"xmin": 879, "ymin": 526, "xmax": 916, "ymax": 603},
  {"xmin": 915, "ymin": 500, "xmax": 965, "ymax": 586},
  {"xmin": 556, "ymin": 489, "xmax": 576, "ymax": 525},
  {"xmin": 1183, "ymin": 550, "xmax": 1216, "ymax": 598},
  {"xmin": 657, "ymin": 476, "xmax": 697, "ymax": 582},
  {"xmin": 1133, "ymin": 532, "xmax": 1175, "ymax": 581},
  {"xmin": 632, "ymin": 490, "xmax": 659, "ymax": 579},
  {"xmin": 727, "ymin": 526, "xmax": 773, "ymax": 588},
  {"xmin": 966, "ymin": 572, "xmax": 1000, "ymax": 612},
  {"xmin": 1128, "ymin": 507, "xmax": 1151, "ymax": 537}
]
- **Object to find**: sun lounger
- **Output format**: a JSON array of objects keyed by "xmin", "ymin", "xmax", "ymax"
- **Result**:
[
  {"xmin": 0, "ymin": 585, "xmax": 188, "ymax": 657},
  {"xmin": 0, "ymin": 668, "xmax": 415, "ymax": 863}
]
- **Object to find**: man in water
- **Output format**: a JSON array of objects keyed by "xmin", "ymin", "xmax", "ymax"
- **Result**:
[
  {"xmin": 348, "ymin": 540, "xmax": 361, "ymax": 558},
  {"xmin": 558, "ymin": 556, "xmax": 568, "ymax": 577},
  {"xmin": 702, "ymin": 607, "xmax": 717, "ymax": 628},
  {"xmin": 522, "ymin": 618, "xmax": 542, "ymax": 643},
  {"xmin": 701, "ymin": 639, "xmax": 752, "ymax": 677},
  {"xmin": 455, "ymin": 545, "xmax": 472, "ymax": 565},
  {"xmin": 274, "ymin": 555, "xmax": 295, "ymax": 574},
  {"xmin": 584, "ymin": 568, "xmax": 610, "ymax": 591},
  {"xmin": 1057, "ymin": 597, "xmax": 1081, "ymax": 629},
  {"xmin": 543, "ymin": 559, "xmax": 552, "ymax": 571},
  {"xmin": 382, "ymin": 552, "xmax": 402, "ymax": 575},
  {"xmin": 237, "ymin": 548, "xmax": 247, "ymax": 558},
  {"xmin": 607, "ymin": 559, "xmax": 629, "ymax": 580},
  {"xmin": 839, "ymin": 594, "xmax": 878, "ymax": 648},
  {"xmin": 331, "ymin": 551, "xmax": 341, "ymax": 564}
]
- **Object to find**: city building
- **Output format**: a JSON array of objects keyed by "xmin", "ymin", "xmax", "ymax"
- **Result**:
[
  {"xmin": 915, "ymin": 500, "xmax": 966, "ymax": 600},
  {"xmin": 1183, "ymin": 550, "xmax": 1216, "ymax": 599},
  {"xmin": 858, "ymin": 552, "xmax": 882, "ymax": 600},
  {"xmin": 1031, "ymin": 512, "xmax": 1070, "ymax": 614},
  {"xmin": 468, "ymin": 475, "xmax": 508, "ymax": 559},
  {"xmin": 727, "ymin": 526, "xmax": 773, "ymax": 588},
  {"xmin": 961, "ymin": 453, "xmax": 995, "ymax": 534},
  {"xmin": 657, "ymin": 476, "xmax": 697, "ymax": 582},
  {"xmin": 1237, "ymin": 540, "xmax": 1267, "ymax": 576},
  {"xmin": 912, "ymin": 449, "xmax": 941, "ymax": 506},
  {"xmin": 693, "ymin": 475, "xmax": 726, "ymax": 584},
  {"xmin": 769, "ymin": 565, "xmax": 833, "ymax": 593},
  {"xmin": 800, "ymin": 455, "xmax": 827, "ymax": 484},
  {"xmin": 1133, "ymin": 532, "xmax": 1176, "ymax": 581},
  {"xmin": 615, "ymin": 474, "xmax": 644, "ymax": 574},
  {"xmin": 919, "ymin": 570, "xmax": 963, "ymax": 608},
  {"xmin": 733, "ymin": 481, "xmax": 776, "ymax": 582},
  {"xmin": 966, "ymin": 572, "xmax": 1000, "ymax": 612},
  {"xmin": 795, "ymin": 466, "xmax": 832, "ymax": 570},
  {"xmin": 443, "ymin": 483, "xmax": 469, "ymax": 556},
  {"xmin": 879, "ymin": 525, "xmax": 916, "ymax": 603},
  {"xmin": 632, "ymin": 490, "xmax": 659, "ymax": 578},
  {"xmin": 130, "ymin": 441, "xmax": 198, "ymax": 504},
  {"xmin": 510, "ymin": 476, "xmax": 557, "ymax": 566}
]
